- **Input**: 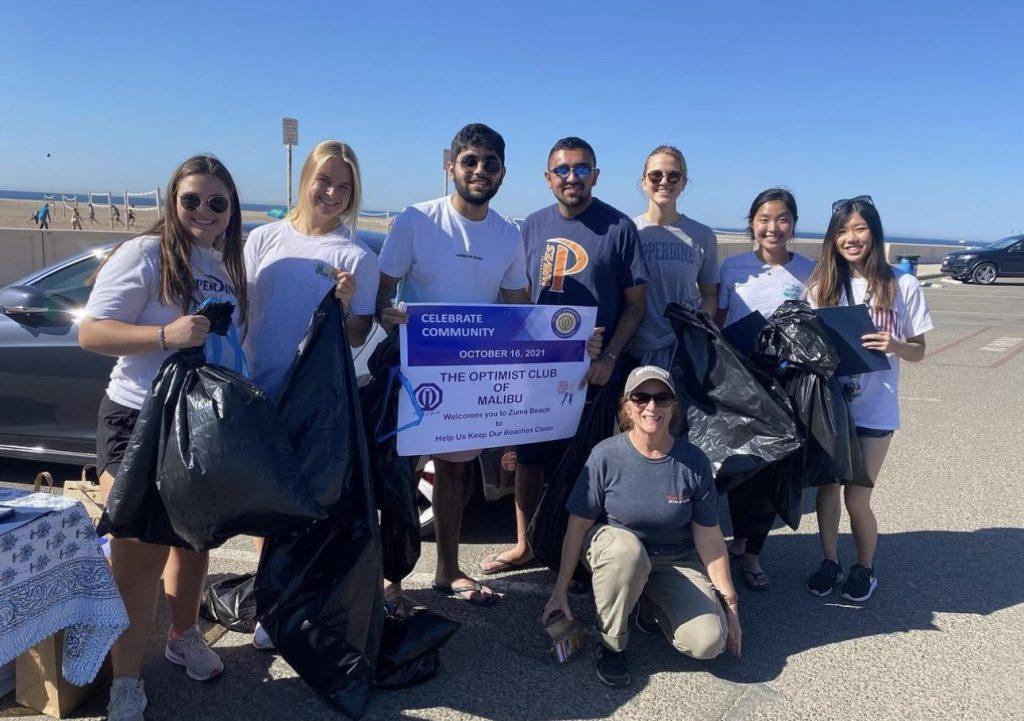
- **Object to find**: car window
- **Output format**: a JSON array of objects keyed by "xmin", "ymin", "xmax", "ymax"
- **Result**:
[
  {"xmin": 1009, "ymin": 243, "xmax": 1024, "ymax": 253},
  {"xmin": 31, "ymin": 256, "xmax": 102, "ymax": 307}
]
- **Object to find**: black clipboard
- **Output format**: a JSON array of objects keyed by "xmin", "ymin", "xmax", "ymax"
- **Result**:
[
  {"xmin": 813, "ymin": 304, "xmax": 891, "ymax": 376},
  {"xmin": 721, "ymin": 310, "xmax": 766, "ymax": 357}
]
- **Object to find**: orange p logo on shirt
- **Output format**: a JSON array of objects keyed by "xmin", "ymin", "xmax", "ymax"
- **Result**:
[{"xmin": 538, "ymin": 238, "xmax": 589, "ymax": 293}]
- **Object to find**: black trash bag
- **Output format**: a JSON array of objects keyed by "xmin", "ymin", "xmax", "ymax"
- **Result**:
[
  {"xmin": 359, "ymin": 330, "xmax": 421, "ymax": 583},
  {"xmin": 752, "ymin": 301, "xmax": 870, "ymax": 496},
  {"xmin": 665, "ymin": 303, "xmax": 802, "ymax": 491},
  {"xmin": 527, "ymin": 385, "xmax": 617, "ymax": 581},
  {"xmin": 255, "ymin": 290, "xmax": 385, "ymax": 720},
  {"xmin": 375, "ymin": 607, "xmax": 460, "ymax": 689},
  {"xmin": 101, "ymin": 303, "xmax": 324, "ymax": 551},
  {"xmin": 199, "ymin": 573, "xmax": 257, "ymax": 633}
]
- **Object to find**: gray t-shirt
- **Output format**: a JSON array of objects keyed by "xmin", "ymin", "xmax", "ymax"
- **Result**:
[
  {"xmin": 629, "ymin": 213, "xmax": 720, "ymax": 353},
  {"xmin": 566, "ymin": 433, "xmax": 718, "ymax": 556}
]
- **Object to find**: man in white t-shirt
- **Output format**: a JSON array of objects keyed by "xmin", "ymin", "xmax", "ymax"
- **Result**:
[{"xmin": 376, "ymin": 123, "xmax": 530, "ymax": 607}]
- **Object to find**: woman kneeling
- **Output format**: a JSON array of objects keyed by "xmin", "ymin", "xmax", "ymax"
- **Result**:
[{"xmin": 543, "ymin": 366, "xmax": 741, "ymax": 687}]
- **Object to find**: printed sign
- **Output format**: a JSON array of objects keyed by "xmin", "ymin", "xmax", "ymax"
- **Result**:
[{"xmin": 396, "ymin": 303, "xmax": 596, "ymax": 456}]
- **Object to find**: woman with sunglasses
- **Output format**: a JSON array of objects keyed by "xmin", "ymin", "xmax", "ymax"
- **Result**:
[
  {"xmin": 542, "ymin": 365, "xmax": 740, "ymax": 688},
  {"xmin": 716, "ymin": 188, "xmax": 815, "ymax": 592},
  {"xmin": 627, "ymin": 146, "xmax": 720, "ymax": 368},
  {"xmin": 80, "ymin": 155, "xmax": 248, "ymax": 721},
  {"xmin": 243, "ymin": 140, "xmax": 378, "ymax": 646},
  {"xmin": 805, "ymin": 196, "xmax": 932, "ymax": 602}
]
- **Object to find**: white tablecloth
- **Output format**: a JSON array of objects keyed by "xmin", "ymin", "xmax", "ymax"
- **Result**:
[{"xmin": 0, "ymin": 490, "xmax": 128, "ymax": 685}]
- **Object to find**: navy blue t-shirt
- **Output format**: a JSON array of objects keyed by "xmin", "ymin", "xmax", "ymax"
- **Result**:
[{"xmin": 522, "ymin": 198, "xmax": 649, "ymax": 333}]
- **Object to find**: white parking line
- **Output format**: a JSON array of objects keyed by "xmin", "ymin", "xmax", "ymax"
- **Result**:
[{"xmin": 979, "ymin": 337, "xmax": 1024, "ymax": 353}]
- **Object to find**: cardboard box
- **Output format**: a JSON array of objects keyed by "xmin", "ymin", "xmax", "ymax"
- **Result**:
[{"xmin": 15, "ymin": 631, "xmax": 111, "ymax": 718}]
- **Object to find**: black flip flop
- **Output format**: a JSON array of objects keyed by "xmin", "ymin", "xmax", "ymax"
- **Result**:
[
  {"xmin": 478, "ymin": 553, "xmax": 536, "ymax": 575},
  {"xmin": 742, "ymin": 569, "xmax": 770, "ymax": 592},
  {"xmin": 432, "ymin": 581, "xmax": 498, "ymax": 606}
]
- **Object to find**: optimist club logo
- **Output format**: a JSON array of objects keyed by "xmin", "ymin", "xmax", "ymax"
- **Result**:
[
  {"xmin": 414, "ymin": 383, "xmax": 443, "ymax": 412},
  {"xmin": 551, "ymin": 307, "xmax": 581, "ymax": 338}
]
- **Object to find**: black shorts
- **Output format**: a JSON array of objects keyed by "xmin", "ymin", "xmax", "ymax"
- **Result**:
[
  {"xmin": 96, "ymin": 394, "xmax": 140, "ymax": 479},
  {"xmin": 855, "ymin": 426, "xmax": 894, "ymax": 439}
]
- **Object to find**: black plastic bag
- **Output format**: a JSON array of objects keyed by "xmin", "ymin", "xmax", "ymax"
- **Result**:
[
  {"xmin": 359, "ymin": 330, "xmax": 421, "ymax": 583},
  {"xmin": 101, "ymin": 305, "xmax": 324, "ymax": 551},
  {"xmin": 528, "ymin": 385, "xmax": 617, "ymax": 580},
  {"xmin": 375, "ymin": 607, "xmax": 460, "ymax": 689},
  {"xmin": 254, "ymin": 290, "xmax": 385, "ymax": 720},
  {"xmin": 199, "ymin": 573, "xmax": 257, "ymax": 633},
  {"xmin": 665, "ymin": 303, "xmax": 801, "ymax": 491}
]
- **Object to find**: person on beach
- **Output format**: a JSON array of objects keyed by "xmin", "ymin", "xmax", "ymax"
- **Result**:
[
  {"xmin": 89, "ymin": 201, "xmax": 98, "ymax": 224},
  {"xmin": 72, "ymin": 205, "xmax": 84, "ymax": 230},
  {"xmin": 112, "ymin": 203, "xmax": 123, "ymax": 226},
  {"xmin": 626, "ymin": 145, "xmax": 720, "ymax": 369},
  {"xmin": 376, "ymin": 123, "xmax": 532, "ymax": 607},
  {"xmin": 79, "ymin": 155, "xmax": 249, "ymax": 721},
  {"xmin": 805, "ymin": 196, "xmax": 933, "ymax": 602},
  {"xmin": 27, "ymin": 209, "xmax": 39, "ymax": 226},
  {"xmin": 479, "ymin": 136, "xmax": 649, "ymax": 576},
  {"xmin": 243, "ymin": 140, "xmax": 378, "ymax": 647},
  {"xmin": 37, "ymin": 202, "xmax": 51, "ymax": 229},
  {"xmin": 128, "ymin": 205, "xmax": 137, "ymax": 229},
  {"xmin": 542, "ymin": 365, "xmax": 741, "ymax": 687},
  {"xmin": 716, "ymin": 188, "xmax": 815, "ymax": 591}
]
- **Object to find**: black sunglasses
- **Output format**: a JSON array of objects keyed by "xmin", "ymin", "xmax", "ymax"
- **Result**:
[
  {"xmin": 179, "ymin": 193, "xmax": 230, "ymax": 214},
  {"xmin": 646, "ymin": 170, "xmax": 684, "ymax": 185},
  {"xmin": 831, "ymin": 195, "xmax": 874, "ymax": 214},
  {"xmin": 628, "ymin": 391, "xmax": 675, "ymax": 408},
  {"xmin": 458, "ymin": 155, "xmax": 502, "ymax": 174},
  {"xmin": 548, "ymin": 164, "xmax": 594, "ymax": 180}
]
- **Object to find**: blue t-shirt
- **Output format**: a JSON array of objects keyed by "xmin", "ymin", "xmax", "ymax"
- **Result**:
[
  {"xmin": 566, "ymin": 433, "xmax": 718, "ymax": 556},
  {"xmin": 522, "ymin": 198, "xmax": 649, "ymax": 333},
  {"xmin": 37, "ymin": 205, "xmax": 50, "ymax": 221}
]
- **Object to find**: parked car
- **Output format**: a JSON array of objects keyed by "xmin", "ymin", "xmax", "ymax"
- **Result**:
[
  {"xmin": 941, "ymin": 234, "xmax": 1024, "ymax": 284},
  {"xmin": 0, "ymin": 223, "xmax": 515, "ymax": 535}
]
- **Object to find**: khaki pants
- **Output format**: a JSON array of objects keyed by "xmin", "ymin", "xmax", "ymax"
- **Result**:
[{"xmin": 583, "ymin": 524, "xmax": 727, "ymax": 658}]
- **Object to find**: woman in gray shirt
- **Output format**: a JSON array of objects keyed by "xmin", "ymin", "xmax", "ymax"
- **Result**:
[{"xmin": 542, "ymin": 365, "xmax": 741, "ymax": 688}]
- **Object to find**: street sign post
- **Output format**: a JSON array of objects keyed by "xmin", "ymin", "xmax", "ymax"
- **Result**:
[{"xmin": 283, "ymin": 118, "xmax": 299, "ymax": 209}]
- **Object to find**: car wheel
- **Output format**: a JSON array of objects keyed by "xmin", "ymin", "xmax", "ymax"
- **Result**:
[{"xmin": 972, "ymin": 263, "xmax": 998, "ymax": 285}]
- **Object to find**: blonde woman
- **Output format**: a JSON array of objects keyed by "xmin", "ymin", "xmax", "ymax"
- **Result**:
[
  {"xmin": 243, "ymin": 141, "xmax": 380, "ymax": 646},
  {"xmin": 627, "ymin": 146, "xmax": 720, "ymax": 369}
]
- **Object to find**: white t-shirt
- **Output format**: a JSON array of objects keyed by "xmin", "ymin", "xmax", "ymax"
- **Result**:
[
  {"xmin": 810, "ymin": 269, "xmax": 934, "ymax": 431},
  {"xmin": 84, "ymin": 235, "xmax": 244, "ymax": 410},
  {"xmin": 242, "ymin": 219, "xmax": 379, "ymax": 400},
  {"xmin": 718, "ymin": 251, "xmax": 817, "ymax": 327},
  {"xmin": 377, "ymin": 195, "xmax": 528, "ymax": 303}
]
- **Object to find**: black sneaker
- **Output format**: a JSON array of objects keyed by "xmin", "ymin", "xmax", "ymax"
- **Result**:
[
  {"xmin": 806, "ymin": 559, "xmax": 843, "ymax": 596},
  {"xmin": 840, "ymin": 564, "xmax": 877, "ymax": 602},
  {"xmin": 633, "ymin": 598, "xmax": 659, "ymax": 635},
  {"xmin": 594, "ymin": 645, "xmax": 630, "ymax": 688}
]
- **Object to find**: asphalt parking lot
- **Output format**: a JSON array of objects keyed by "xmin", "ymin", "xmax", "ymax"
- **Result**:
[{"xmin": 2, "ymin": 277, "xmax": 1022, "ymax": 721}]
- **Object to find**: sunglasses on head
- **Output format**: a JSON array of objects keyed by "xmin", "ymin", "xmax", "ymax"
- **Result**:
[
  {"xmin": 831, "ymin": 195, "xmax": 873, "ymax": 214},
  {"xmin": 458, "ymin": 154, "xmax": 503, "ymax": 174},
  {"xmin": 646, "ymin": 170, "xmax": 684, "ymax": 185},
  {"xmin": 178, "ymin": 193, "xmax": 230, "ymax": 214},
  {"xmin": 628, "ymin": 391, "xmax": 675, "ymax": 408},
  {"xmin": 548, "ymin": 164, "xmax": 594, "ymax": 180}
]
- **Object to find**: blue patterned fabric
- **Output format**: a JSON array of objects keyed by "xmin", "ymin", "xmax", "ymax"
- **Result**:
[{"xmin": 0, "ymin": 491, "xmax": 128, "ymax": 685}]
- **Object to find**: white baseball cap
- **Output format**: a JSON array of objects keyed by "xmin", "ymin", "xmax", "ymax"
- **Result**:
[{"xmin": 623, "ymin": 365, "xmax": 675, "ymax": 397}]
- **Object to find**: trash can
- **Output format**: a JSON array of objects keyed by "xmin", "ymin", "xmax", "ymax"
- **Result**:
[{"xmin": 895, "ymin": 255, "xmax": 920, "ymax": 276}]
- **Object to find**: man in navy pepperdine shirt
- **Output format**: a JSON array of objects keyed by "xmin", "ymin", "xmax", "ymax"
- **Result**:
[{"xmin": 479, "ymin": 136, "xmax": 649, "ymax": 575}]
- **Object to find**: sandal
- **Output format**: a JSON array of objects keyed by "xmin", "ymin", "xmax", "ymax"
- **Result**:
[
  {"xmin": 478, "ymin": 553, "xmax": 535, "ymax": 575},
  {"xmin": 432, "ymin": 581, "xmax": 498, "ymax": 606},
  {"xmin": 742, "ymin": 569, "xmax": 770, "ymax": 592}
]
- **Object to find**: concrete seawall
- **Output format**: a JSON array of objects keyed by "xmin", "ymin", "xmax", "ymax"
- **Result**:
[{"xmin": 0, "ymin": 228, "xmax": 960, "ymax": 286}]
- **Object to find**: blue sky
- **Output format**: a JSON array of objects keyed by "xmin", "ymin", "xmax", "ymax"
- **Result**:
[{"xmin": 1, "ymin": 1, "xmax": 1021, "ymax": 241}]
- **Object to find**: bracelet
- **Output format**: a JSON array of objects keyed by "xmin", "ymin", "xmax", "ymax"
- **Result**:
[
  {"xmin": 157, "ymin": 326, "xmax": 167, "ymax": 351},
  {"xmin": 601, "ymin": 350, "xmax": 618, "ymax": 362}
]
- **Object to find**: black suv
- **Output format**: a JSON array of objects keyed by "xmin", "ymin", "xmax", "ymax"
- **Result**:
[{"xmin": 941, "ymin": 234, "xmax": 1024, "ymax": 284}]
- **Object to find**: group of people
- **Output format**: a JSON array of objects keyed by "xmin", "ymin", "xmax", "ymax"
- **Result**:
[
  {"xmin": 79, "ymin": 123, "xmax": 932, "ymax": 718},
  {"xmin": 26, "ymin": 200, "xmax": 130, "ymax": 229}
]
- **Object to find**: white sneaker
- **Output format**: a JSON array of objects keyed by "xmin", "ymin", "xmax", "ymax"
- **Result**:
[
  {"xmin": 165, "ymin": 625, "xmax": 224, "ymax": 681},
  {"xmin": 107, "ymin": 676, "xmax": 146, "ymax": 721},
  {"xmin": 252, "ymin": 621, "xmax": 275, "ymax": 651}
]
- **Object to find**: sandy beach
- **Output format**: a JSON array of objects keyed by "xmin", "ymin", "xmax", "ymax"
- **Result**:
[{"xmin": 0, "ymin": 198, "xmax": 393, "ymax": 233}]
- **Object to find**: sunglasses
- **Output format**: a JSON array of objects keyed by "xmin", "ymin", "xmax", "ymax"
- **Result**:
[
  {"xmin": 831, "ymin": 195, "xmax": 873, "ymax": 214},
  {"xmin": 548, "ymin": 164, "xmax": 594, "ymax": 180},
  {"xmin": 179, "ymin": 193, "xmax": 230, "ymax": 214},
  {"xmin": 628, "ymin": 391, "xmax": 675, "ymax": 408},
  {"xmin": 458, "ymin": 155, "xmax": 503, "ymax": 174},
  {"xmin": 646, "ymin": 170, "xmax": 684, "ymax": 185}
]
